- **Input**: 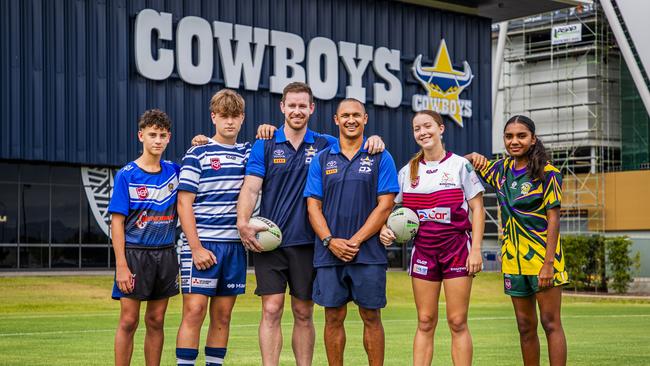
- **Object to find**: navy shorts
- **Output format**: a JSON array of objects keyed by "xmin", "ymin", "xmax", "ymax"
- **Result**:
[
  {"xmin": 180, "ymin": 241, "xmax": 246, "ymax": 297},
  {"xmin": 312, "ymin": 264, "xmax": 387, "ymax": 309}
]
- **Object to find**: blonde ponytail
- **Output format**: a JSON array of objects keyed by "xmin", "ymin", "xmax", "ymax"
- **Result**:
[{"xmin": 409, "ymin": 149, "xmax": 424, "ymax": 183}]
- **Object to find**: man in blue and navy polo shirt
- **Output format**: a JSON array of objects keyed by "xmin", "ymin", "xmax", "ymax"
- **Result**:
[
  {"xmin": 303, "ymin": 98, "xmax": 399, "ymax": 366},
  {"xmin": 236, "ymin": 82, "xmax": 385, "ymax": 366}
]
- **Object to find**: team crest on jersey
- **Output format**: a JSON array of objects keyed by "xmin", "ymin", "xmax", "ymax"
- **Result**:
[
  {"xmin": 504, "ymin": 278, "xmax": 512, "ymax": 290},
  {"xmin": 360, "ymin": 157, "xmax": 374, "ymax": 166},
  {"xmin": 305, "ymin": 145, "xmax": 318, "ymax": 164},
  {"xmin": 411, "ymin": 176, "xmax": 420, "ymax": 188},
  {"xmin": 136, "ymin": 211, "xmax": 148, "ymax": 229},
  {"xmin": 520, "ymin": 182, "xmax": 532, "ymax": 195},
  {"xmin": 168, "ymin": 183, "xmax": 175, "ymax": 192},
  {"xmin": 211, "ymin": 157, "xmax": 221, "ymax": 170},
  {"xmin": 135, "ymin": 186, "xmax": 149, "ymax": 199}
]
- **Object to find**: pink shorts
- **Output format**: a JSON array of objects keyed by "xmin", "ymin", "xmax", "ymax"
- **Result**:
[{"xmin": 409, "ymin": 235, "xmax": 471, "ymax": 282}]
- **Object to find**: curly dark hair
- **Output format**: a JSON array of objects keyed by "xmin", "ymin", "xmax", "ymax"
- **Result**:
[
  {"xmin": 138, "ymin": 109, "xmax": 172, "ymax": 132},
  {"xmin": 504, "ymin": 115, "xmax": 548, "ymax": 181}
]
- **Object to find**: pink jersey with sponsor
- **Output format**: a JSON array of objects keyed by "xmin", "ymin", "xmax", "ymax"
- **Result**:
[{"xmin": 395, "ymin": 152, "xmax": 484, "ymax": 249}]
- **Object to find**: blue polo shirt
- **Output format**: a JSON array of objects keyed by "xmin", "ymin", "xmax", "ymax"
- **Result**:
[
  {"xmin": 303, "ymin": 139, "xmax": 399, "ymax": 267},
  {"xmin": 246, "ymin": 126, "xmax": 336, "ymax": 247}
]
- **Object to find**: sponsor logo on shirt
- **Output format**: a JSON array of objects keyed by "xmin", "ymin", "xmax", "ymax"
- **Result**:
[
  {"xmin": 426, "ymin": 169, "xmax": 437, "ymax": 174},
  {"xmin": 272, "ymin": 150, "xmax": 286, "ymax": 163},
  {"xmin": 135, "ymin": 210, "xmax": 176, "ymax": 229},
  {"xmin": 226, "ymin": 283, "xmax": 246, "ymax": 289},
  {"xmin": 471, "ymin": 175, "xmax": 480, "ymax": 184},
  {"xmin": 449, "ymin": 265, "xmax": 467, "ymax": 272},
  {"xmin": 520, "ymin": 182, "xmax": 532, "ymax": 195},
  {"xmin": 413, "ymin": 264, "xmax": 428, "ymax": 275},
  {"xmin": 439, "ymin": 172, "xmax": 455, "ymax": 187},
  {"xmin": 417, "ymin": 207, "xmax": 451, "ymax": 224},
  {"xmin": 273, "ymin": 158, "xmax": 286, "ymax": 164},
  {"xmin": 135, "ymin": 186, "xmax": 149, "ymax": 199},
  {"xmin": 326, "ymin": 160, "xmax": 338, "ymax": 174},
  {"xmin": 416, "ymin": 259, "xmax": 428, "ymax": 265},
  {"xmin": 359, "ymin": 166, "xmax": 372, "ymax": 174},
  {"xmin": 326, "ymin": 168, "xmax": 338, "ymax": 175},
  {"xmin": 273, "ymin": 149, "xmax": 285, "ymax": 157},
  {"xmin": 211, "ymin": 157, "xmax": 221, "ymax": 170},
  {"xmin": 510, "ymin": 181, "xmax": 517, "ymax": 189},
  {"xmin": 465, "ymin": 163, "xmax": 474, "ymax": 173},
  {"xmin": 191, "ymin": 277, "xmax": 218, "ymax": 288}
]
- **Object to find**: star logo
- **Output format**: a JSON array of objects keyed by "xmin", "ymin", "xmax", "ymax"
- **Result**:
[{"xmin": 412, "ymin": 39, "xmax": 474, "ymax": 127}]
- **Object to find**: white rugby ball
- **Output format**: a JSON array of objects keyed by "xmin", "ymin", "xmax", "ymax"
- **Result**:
[
  {"xmin": 249, "ymin": 217, "xmax": 283, "ymax": 251},
  {"xmin": 386, "ymin": 207, "xmax": 420, "ymax": 244}
]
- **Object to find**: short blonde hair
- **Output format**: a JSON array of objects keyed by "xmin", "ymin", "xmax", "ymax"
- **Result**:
[{"xmin": 209, "ymin": 89, "xmax": 245, "ymax": 117}]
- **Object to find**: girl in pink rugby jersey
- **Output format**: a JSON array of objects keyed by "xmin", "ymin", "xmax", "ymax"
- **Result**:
[{"xmin": 380, "ymin": 110, "xmax": 485, "ymax": 366}]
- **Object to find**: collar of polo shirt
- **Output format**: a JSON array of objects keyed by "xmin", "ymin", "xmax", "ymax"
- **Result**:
[{"xmin": 275, "ymin": 125, "xmax": 317, "ymax": 144}]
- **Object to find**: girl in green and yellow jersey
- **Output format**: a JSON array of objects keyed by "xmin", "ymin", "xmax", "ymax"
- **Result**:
[{"xmin": 468, "ymin": 115, "xmax": 568, "ymax": 366}]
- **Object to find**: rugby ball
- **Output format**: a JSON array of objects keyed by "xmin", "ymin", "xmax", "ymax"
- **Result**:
[
  {"xmin": 249, "ymin": 216, "xmax": 283, "ymax": 251},
  {"xmin": 386, "ymin": 207, "xmax": 420, "ymax": 244}
]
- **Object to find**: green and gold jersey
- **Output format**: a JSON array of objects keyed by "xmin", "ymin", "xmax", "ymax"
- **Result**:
[{"xmin": 478, "ymin": 158, "xmax": 568, "ymax": 281}]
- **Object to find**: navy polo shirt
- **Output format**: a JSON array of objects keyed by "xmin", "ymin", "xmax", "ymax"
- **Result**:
[
  {"xmin": 246, "ymin": 126, "xmax": 336, "ymax": 247},
  {"xmin": 303, "ymin": 139, "xmax": 399, "ymax": 267}
]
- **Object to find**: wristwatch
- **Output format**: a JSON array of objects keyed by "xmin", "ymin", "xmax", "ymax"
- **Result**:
[{"xmin": 322, "ymin": 236, "xmax": 332, "ymax": 247}]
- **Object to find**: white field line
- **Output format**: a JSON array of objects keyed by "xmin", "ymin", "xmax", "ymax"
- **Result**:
[{"xmin": 0, "ymin": 314, "xmax": 649, "ymax": 338}]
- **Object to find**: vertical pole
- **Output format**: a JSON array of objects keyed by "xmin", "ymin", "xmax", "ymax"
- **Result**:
[{"xmin": 492, "ymin": 21, "xmax": 509, "ymax": 121}]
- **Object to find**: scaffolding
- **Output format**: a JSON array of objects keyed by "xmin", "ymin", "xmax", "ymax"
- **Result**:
[{"xmin": 495, "ymin": 4, "xmax": 622, "ymax": 235}]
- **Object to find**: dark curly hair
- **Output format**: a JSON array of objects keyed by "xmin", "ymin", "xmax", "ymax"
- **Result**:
[
  {"xmin": 138, "ymin": 109, "xmax": 172, "ymax": 132},
  {"xmin": 504, "ymin": 115, "xmax": 548, "ymax": 181}
]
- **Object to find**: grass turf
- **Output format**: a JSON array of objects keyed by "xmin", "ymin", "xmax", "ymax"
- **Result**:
[{"xmin": 0, "ymin": 272, "xmax": 649, "ymax": 365}]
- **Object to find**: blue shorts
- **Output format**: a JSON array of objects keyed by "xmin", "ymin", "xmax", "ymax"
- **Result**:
[
  {"xmin": 180, "ymin": 241, "xmax": 246, "ymax": 297},
  {"xmin": 312, "ymin": 264, "xmax": 387, "ymax": 309}
]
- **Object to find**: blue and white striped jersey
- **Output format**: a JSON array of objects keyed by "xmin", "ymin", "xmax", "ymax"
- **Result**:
[
  {"xmin": 178, "ymin": 139, "xmax": 250, "ymax": 243},
  {"xmin": 108, "ymin": 160, "xmax": 180, "ymax": 248}
]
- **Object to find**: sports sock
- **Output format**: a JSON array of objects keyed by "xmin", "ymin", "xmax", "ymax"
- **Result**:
[
  {"xmin": 205, "ymin": 346, "xmax": 227, "ymax": 366},
  {"xmin": 176, "ymin": 347, "xmax": 199, "ymax": 366}
]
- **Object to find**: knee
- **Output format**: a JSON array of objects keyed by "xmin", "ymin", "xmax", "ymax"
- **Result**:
[
  {"xmin": 292, "ymin": 305, "xmax": 313, "ymax": 326},
  {"xmin": 359, "ymin": 309, "xmax": 382, "ymax": 327},
  {"xmin": 446, "ymin": 314, "xmax": 468, "ymax": 334},
  {"xmin": 325, "ymin": 308, "xmax": 347, "ymax": 327},
  {"xmin": 144, "ymin": 312, "xmax": 165, "ymax": 331},
  {"xmin": 540, "ymin": 313, "xmax": 562, "ymax": 334},
  {"xmin": 516, "ymin": 317, "xmax": 537, "ymax": 338},
  {"xmin": 119, "ymin": 314, "xmax": 139, "ymax": 334},
  {"xmin": 210, "ymin": 312, "xmax": 232, "ymax": 330},
  {"xmin": 262, "ymin": 301, "xmax": 284, "ymax": 324},
  {"xmin": 417, "ymin": 313, "xmax": 438, "ymax": 334},
  {"xmin": 183, "ymin": 302, "xmax": 208, "ymax": 325}
]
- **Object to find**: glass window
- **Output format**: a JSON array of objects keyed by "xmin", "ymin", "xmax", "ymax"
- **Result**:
[
  {"xmin": 51, "ymin": 246, "xmax": 79, "ymax": 268},
  {"xmin": 19, "ymin": 246, "xmax": 48, "ymax": 268},
  {"xmin": 51, "ymin": 166, "xmax": 81, "ymax": 185},
  {"xmin": 0, "ymin": 183, "xmax": 19, "ymax": 243},
  {"xmin": 0, "ymin": 163, "xmax": 19, "ymax": 182},
  {"xmin": 0, "ymin": 247, "xmax": 18, "ymax": 268},
  {"xmin": 51, "ymin": 186, "xmax": 80, "ymax": 244},
  {"xmin": 20, "ymin": 184, "xmax": 50, "ymax": 244},
  {"xmin": 20, "ymin": 164, "xmax": 51, "ymax": 183},
  {"xmin": 81, "ymin": 191, "xmax": 110, "ymax": 244},
  {"xmin": 82, "ymin": 246, "xmax": 109, "ymax": 268}
]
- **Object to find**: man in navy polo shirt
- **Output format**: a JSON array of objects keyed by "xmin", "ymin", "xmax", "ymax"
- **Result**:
[
  {"xmin": 303, "ymin": 98, "xmax": 399, "ymax": 366},
  {"xmin": 236, "ymin": 82, "xmax": 384, "ymax": 366}
]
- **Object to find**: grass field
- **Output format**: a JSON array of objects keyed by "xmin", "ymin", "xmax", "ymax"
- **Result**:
[{"xmin": 1, "ymin": 272, "xmax": 649, "ymax": 365}]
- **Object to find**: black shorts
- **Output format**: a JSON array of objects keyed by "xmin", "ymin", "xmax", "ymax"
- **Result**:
[
  {"xmin": 252, "ymin": 245, "xmax": 315, "ymax": 301},
  {"xmin": 111, "ymin": 245, "xmax": 180, "ymax": 301}
]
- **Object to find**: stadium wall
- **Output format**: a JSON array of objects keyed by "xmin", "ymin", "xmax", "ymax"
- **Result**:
[{"xmin": 0, "ymin": 0, "xmax": 493, "ymax": 270}]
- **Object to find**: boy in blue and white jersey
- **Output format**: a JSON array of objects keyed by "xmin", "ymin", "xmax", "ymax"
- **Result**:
[
  {"xmin": 175, "ymin": 89, "xmax": 249, "ymax": 366},
  {"xmin": 109, "ymin": 109, "xmax": 180, "ymax": 366}
]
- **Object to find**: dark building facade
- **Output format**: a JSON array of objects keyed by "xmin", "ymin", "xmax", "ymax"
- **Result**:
[{"xmin": 0, "ymin": 0, "xmax": 492, "ymax": 270}]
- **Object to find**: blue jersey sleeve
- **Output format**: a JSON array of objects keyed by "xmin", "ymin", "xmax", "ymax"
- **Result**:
[
  {"xmin": 245, "ymin": 139, "xmax": 266, "ymax": 178},
  {"xmin": 377, "ymin": 151, "xmax": 400, "ymax": 195},
  {"xmin": 108, "ymin": 168, "xmax": 130, "ymax": 216},
  {"xmin": 178, "ymin": 148, "xmax": 202, "ymax": 194},
  {"xmin": 303, "ymin": 153, "xmax": 323, "ymax": 200}
]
